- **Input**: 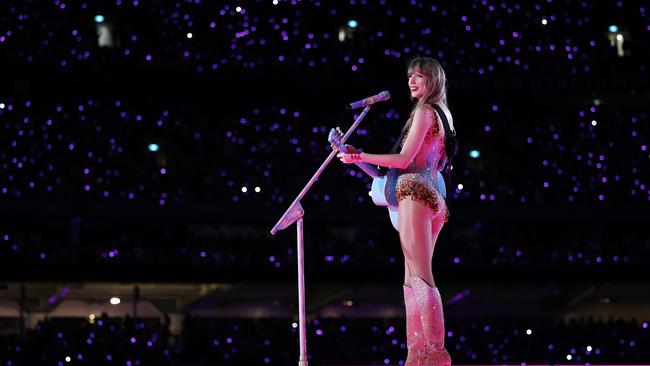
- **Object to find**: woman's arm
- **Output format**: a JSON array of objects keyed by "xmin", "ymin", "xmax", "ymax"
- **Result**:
[{"xmin": 338, "ymin": 106, "xmax": 434, "ymax": 169}]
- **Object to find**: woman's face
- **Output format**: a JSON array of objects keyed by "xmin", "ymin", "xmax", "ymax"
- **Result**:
[{"xmin": 408, "ymin": 69, "xmax": 427, "ymax": 100}]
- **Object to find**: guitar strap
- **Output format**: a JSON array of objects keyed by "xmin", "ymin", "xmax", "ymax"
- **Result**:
[
  {"xmin": 433, "ymin": 104, "xmax": 458, "ymax": 198},
  {"xmin": 373, "ymin": 121, "xmax": 409, "ymax": 177},
  {"xmin": 389, "ymin": 124, "xmax": 409, "ymax": 154}
]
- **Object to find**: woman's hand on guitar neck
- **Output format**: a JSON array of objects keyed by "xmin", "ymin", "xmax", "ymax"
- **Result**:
[
  {"xmin": 331, "ymin": 142, "xmax": 361, "ymax": 164},
  {"xmin": 343, "ymin": 144, "xmax": 361, "ymax": 154},
  {"xmin": 337, "ymin": 151, "xmax": 362, "ymax": 164},
  {"xmin": 330, "ymin": 140, "xmax": 360, "ymax": 152}
]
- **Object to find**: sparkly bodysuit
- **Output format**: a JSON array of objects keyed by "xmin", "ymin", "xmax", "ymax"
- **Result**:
[{"xmin": 395, "ymin": 106, "xmax": 449, "ymax": 222}]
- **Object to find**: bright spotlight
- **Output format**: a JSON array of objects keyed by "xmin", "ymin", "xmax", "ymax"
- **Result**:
[
  {"xmin": 148, "ymin": 143, "xmax": 159, "ymax": 152},
  {"xmin": 608, "ymin": 25, "xmax": 619, "ymax": 33},
  {"xmin": 347, "ymin": 20, "xmax": 358, "ymax": 28},
  {"xmin": 94, "ymin": 15, "xmax": 105, "ymax": 23},
  {"xmin": 469, "ymin": 150, "xmax": 481, "ymax": 158},
  {"xmin": 110, "ymin": 297, "xmax": 121, "ymax": 305}
]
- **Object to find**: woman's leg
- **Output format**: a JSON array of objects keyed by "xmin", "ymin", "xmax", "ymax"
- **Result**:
[
  {"xmin": 399, "ymin": 196, "xmax": 436, "ymax": 286},
  {"xmin": 400, "ymin": 199, "xmax": 434, "ymax": 365},
  {"xmin": 399, "ymin": 196, "xmax": 451, "ymax": 365}
]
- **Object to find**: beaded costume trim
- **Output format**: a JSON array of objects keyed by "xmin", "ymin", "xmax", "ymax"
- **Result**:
[{"xmin": 396, "ymin": 173, "xmax": 449, "ymax": 222}]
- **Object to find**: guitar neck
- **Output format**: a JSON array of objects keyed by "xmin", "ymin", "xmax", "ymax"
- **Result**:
[
  {"xmin": 353, "ymin": 161, "xmax": 380, "ymax": 179},
  {"xmin": 329, "ymin": 129, "xmax": 381, "ymax": 178},
  {"xmin": 337, "ymin": 145, "xmax": 380, "ymax": 178}
]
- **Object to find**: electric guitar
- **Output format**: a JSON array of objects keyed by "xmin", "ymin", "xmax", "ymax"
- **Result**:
[{"xmin": 328, "ymin": 128, "xmax": 400, "ymax": 230}]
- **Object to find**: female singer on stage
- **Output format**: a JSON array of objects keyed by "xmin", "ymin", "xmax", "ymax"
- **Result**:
[{"xmin": 335, "ymin": 57, "xmax": 457, "ymax": 366}]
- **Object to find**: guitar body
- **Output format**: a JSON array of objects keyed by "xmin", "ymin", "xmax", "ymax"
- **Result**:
[
  {"xmin": 370, "ymin": 168, "xmax": 399, "ymax": 207},
  {"xmin": 370, "ymin": 169, "xmax": 400, "ymax": 230},
  {"xmin": 371, "ymin": 169, "xmax": 446, "ymax": 231}
]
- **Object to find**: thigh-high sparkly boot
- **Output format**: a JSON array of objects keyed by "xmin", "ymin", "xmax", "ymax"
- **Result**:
[
  {"xmin": 410, "ymin": 276, "xmax": 452, "ymax": 366},
  {"xmin": 404, "ymin": 282, "xmax": 426, "ymax": 365}
]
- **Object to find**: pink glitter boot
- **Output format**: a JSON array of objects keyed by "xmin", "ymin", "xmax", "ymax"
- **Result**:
[
  {"xmin": 410, "ymin": 276, "xmax": 452, "ymax": 366},
  {"xmin": 404, "ymin": 282, "xmax": 426, "ymax": 366}
]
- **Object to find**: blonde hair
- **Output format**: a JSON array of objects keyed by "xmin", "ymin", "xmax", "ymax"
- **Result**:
[{"xmin": 405, "ymin": 57, "xmax": 448, "ymax": 129}]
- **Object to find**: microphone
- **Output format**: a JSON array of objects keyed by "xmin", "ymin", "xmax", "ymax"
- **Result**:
[{"xmin": 347, "ymin": 91, "xmax": 391, "ymax": 110}]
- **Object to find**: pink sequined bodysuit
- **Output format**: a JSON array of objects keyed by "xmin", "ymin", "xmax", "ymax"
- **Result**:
[{"xmin": 395, "ymin": 105, "xmax": 449, "ymax": 222}]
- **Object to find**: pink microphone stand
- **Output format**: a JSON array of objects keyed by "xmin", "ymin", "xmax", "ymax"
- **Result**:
[{"xmin": 270, "ymin": 105, "xmax": 372, "ymax": 366}]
